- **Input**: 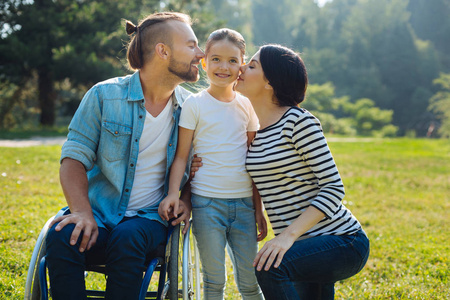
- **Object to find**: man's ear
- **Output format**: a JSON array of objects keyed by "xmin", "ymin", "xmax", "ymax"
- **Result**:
[{"xmin": 155, "ymin": 43, "xmax": 170, "ymax": 60}]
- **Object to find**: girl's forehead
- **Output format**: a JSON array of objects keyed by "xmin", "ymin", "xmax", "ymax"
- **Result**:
[{"xmin": 207, "ymin": 40, "xmax": 243, "ymax": 56}]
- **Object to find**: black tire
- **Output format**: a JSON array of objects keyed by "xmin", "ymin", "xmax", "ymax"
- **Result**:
[{"xmin": 167, "ymin": 224, "xmax": 181, "ymax": 300}]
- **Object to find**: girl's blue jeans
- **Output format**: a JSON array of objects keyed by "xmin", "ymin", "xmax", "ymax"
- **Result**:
[
  {"xmin": 191, "ymin": 193, "xmax": 263, "ymax": 300},
  {"xmin": 45, "ymin": 215, "xmax": 167, "ymax": 300},
  {"xmin": 255, "ymin": 228, "xmax": 370, "ymax": 300}
]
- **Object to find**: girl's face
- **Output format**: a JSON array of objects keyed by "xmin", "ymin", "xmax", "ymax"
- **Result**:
[
  {"xmin": 235, "ymin": 51, "xmax": 268, "ymax": 99},
  {"xmin": 203, "ymin": 39, "xmax": 243, "ymax": 89}
]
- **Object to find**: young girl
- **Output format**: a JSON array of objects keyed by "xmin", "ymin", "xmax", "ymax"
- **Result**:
[{"xmin": 159, "ymin": 29, "xmax": 265, "ymax": 299}]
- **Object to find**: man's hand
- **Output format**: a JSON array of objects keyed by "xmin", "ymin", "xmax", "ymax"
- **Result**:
[
  {"xmin": 190, "ymin": 154, "xmax": 202, "ymax": 178},
  {"xmin": 49, "ymin": 211, "xmax": 98, "ymax": 253},
  {"xmin": 158, "ymin": 195, "xmax": 180, "ymax": 221}
]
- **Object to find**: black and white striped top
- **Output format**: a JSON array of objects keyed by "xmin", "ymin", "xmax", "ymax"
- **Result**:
[{"xmin": 246, "ymin": 107, "xmax": 361, "ymax": 237}]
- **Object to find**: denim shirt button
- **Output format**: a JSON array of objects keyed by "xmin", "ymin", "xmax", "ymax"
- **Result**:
[
  {"xmin": 139, "ymin": 115, "xmax": 143, "ymax": 119},
  {"xmin": 169, "ymin": 144, "xmax": 172, "ymax": 147},
  {"xmin": 130, "ymin": 163, "xmax": 134, "ymax": 167},
  {"xmin": 125, "ymin": 189, "xmax": 129, "ymax": 192},
  {"xmin": 135, "ymin": 139, "xmax": 138, "ymax": 142},
  {"xmin": 118, "ymin": 213, "xmax": 122, "ymax": 216}
]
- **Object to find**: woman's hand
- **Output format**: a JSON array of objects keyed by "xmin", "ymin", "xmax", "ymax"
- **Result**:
[{"xmin": 253, "ymin": 233, "xmax": 296, "ymax": 271}]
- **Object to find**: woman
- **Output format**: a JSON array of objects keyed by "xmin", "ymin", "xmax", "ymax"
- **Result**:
[{"xmin": 235, "ymin": 44, "xmax": 370, "ymax": 300}]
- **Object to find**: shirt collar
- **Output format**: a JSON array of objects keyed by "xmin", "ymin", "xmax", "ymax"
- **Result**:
[{"xmin": 128, "ymin": 70, "xmax": 182, "ymax": 110}]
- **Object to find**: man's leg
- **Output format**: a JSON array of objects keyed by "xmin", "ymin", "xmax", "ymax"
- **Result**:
[
  {"xmin": 46, "ymin": 223, "xmax": 109, "ymax": 300},
  {"xmin": 105, "ymin": 217, "xmax": 167, "ymax": 300}
]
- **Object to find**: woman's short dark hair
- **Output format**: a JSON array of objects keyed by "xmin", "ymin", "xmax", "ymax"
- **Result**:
[{"xmin": 259, "ymin": 44, "xmax": 308, "ymax": 106}]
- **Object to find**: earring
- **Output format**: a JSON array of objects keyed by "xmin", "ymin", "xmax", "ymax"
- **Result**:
[{"xmin": 201, "ymin": 58, "xmax": 206, "ymax": 70}]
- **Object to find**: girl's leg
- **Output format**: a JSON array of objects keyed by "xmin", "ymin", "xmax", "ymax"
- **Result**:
[
  {"xmin": 227, "ymin": 197, "xmax": 263, "ymax": 300},
  {"xmin": 256, "ymin": 229, "xmax": 370, "ymax": 300},
  {"xmin": 191, "ymin": 194, "xmax": 228, "ymax": 300}
]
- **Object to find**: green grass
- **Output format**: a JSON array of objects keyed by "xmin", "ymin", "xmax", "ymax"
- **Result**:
[
  {"xmin": 0, "ymin": 138, "xmax": 449, "ymax": 299},
  {"xmin": 0, "ymin": 127, "xmax": 68, "ymax": 140}
]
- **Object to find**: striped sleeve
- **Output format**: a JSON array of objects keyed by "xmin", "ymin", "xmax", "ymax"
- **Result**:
[{"xmin": 291, "ymin": 112, "xmax": 345, "ymax": 219}]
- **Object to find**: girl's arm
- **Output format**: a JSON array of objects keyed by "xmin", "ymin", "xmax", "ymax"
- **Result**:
[
  {"xmin": 247, "ymin": 131, "xmax": 268, "ymax": 241},
  {"xmin": 253, "ymin": 182, "xmax": 267, "ymax": 241},
  {"xmin": 158, "ymin": 126, "xmax": 194, "ymax": 221},
  {"xmin": 253, "ymin": 206, "xmax": 325, "ymax": 271}
]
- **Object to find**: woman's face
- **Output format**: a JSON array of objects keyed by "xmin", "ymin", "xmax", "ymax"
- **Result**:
[{"xmin": 235, "ymin": 51, "xmax": 269, "ymax": 99}]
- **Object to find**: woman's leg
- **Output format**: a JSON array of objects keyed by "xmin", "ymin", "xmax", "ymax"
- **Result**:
[
  {"xmin": 227, "ymin": 197, "xmax": 263, "ymax": 300},
  {"xmin": 105, "ymin": 217, "xmax": 167, "ymax": 300},
  {"xmin": 256, "ymin": 229, "xmax": 370, "ymax": 300},
  {"xmin": 191, "ymin": 194, "xmax": 228, "ymax": 300}
]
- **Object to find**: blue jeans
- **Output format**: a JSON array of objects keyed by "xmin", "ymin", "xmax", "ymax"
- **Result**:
[
  {"xmin": 255, "ymin": 229, "xmax": 370, "ymax": 300},
  {"xmin": 46, "ymin": 215, "xmax": 167, "ymax": 300},
  {"xmin": 191, "ymin": 194, "xmax": 263, "ymax": 300}
]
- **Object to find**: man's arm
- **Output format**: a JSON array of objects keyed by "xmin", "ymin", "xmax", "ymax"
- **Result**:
[{"xmin": 50, "ymin": 158, "xmax": 99, "ymax": 253}]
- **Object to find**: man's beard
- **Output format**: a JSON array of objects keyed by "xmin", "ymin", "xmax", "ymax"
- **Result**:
[{"xmin": 168, "ymin": 57, "xmax": 199, "ymax": 82}]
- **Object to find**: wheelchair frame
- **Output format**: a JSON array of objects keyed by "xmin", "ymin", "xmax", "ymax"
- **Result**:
[{"xmin": 24, "ymin": 208, "xmax": 201, "ymax": 300}]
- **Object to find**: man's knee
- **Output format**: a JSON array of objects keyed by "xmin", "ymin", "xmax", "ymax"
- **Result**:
[{"xmin": 46, "ymin": 223, "xmax": 77, "ymax": 251}]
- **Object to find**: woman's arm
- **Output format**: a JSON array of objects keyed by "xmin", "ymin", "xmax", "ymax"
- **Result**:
[
  {"xmin": 253, "ymin": 206, "xmax": 325, "ymax": 271},
  {"xmin": 158, "ymin": 126, "xmax": 194, "ymax": 220}
]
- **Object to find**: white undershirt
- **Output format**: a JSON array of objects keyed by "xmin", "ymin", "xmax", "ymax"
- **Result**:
[
  {"xmin": 179, "ymin": 90, "xmax": 258, "ymax": 198},
  {"xmin": 126, "ymin": 98, "xmax": 173, "ymax": 216}
]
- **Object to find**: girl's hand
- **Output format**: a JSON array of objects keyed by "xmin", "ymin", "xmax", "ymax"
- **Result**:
[
  {"xmin": 255, "ymin": 209, "xmax": 268, "ymax": 242},
  {"xmin": 158, "ymin": 195, "xmax": 180, "ymax": 221},
  {"xmin": 253, "ymin": 233, "xmax": 296, "ymax": 271}
]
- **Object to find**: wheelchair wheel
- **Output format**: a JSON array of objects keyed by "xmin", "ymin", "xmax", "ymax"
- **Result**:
[
  {"xmin": 182, "ymin": 223, "xmax": 201, "ymax": 300},
  {"xmin": 24, "ymin": 215, "xmax": 56, "ymax": 300},
  {"xmin": 167, "ymin": 224, "xmax": 180, "ymax": 299},
  {"xmin": 166, "ymin": 221, "xmax": 201, "ymax": 300}
]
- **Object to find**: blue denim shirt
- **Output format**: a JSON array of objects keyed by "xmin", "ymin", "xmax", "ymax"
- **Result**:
[{"xmin": 60, "ymin": 71, "xmax": 192, "ymax": 229}]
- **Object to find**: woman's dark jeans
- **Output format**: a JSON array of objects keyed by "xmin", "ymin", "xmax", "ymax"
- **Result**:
[
  {"xmin": 256, "ymin": 229, "xmax": 370, "ymax": 300},
  {"xmin": 46, "ymin": 216, "xmax": 167, "ymax": 300}
]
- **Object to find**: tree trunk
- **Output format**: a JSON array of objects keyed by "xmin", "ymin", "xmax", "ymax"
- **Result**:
[{"xmin": 38, "ymin": 67, "xmax": 55, "ymax": 126}]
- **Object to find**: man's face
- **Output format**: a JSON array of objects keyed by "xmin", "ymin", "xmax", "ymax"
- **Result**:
[{"xmin": 167, "ymin": 22, "xmax": 204, "ymax": 82}]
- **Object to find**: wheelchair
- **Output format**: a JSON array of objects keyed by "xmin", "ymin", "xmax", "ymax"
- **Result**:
[{"xmin": 24, "ymin": 208, "xmax": 202, "ymax": 300}]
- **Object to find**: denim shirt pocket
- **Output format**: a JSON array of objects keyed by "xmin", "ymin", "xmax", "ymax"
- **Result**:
[{"xmin": 99, "ymin": 121, "xmax": 132, "ymax": 162}]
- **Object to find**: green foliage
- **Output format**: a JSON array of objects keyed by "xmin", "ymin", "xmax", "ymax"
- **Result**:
[
  {"xmin": 1, "ymin": 139, "xmax": 449, "ymax": 298},
  {"xmin": 428, "ymin": 73, "xmax": 450, "ymax": 138},
  {"xmin": 304, "ymin": 83, "xmax": 398, "ymax": 137}
]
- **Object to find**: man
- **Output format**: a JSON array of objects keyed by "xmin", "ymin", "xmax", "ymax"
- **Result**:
[{"xmin": 45, "ymin": 12, "xmax": 204, "ymax": 299}]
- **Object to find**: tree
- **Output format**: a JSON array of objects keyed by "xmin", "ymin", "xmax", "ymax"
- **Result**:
[
  {"xmin": 428, "ymin": 73, "xmax": 450, "ymax": 138},
  {"xmin": 1, "ymin": 0, "xmax": 131, "ymax": 126},
  {"xmin": 0, "ymin": 0, "xmax": 221, "ymax": 127}
]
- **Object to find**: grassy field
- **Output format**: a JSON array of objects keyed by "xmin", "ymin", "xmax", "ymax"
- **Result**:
[{"xmin": 0, "ymin": 138, "xmax": 448, "ymax": 299}]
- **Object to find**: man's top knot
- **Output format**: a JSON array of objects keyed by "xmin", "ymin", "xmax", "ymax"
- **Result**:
[{"xmin": 125, "ymin": 20, "xmax": 138, "ymax": 35}]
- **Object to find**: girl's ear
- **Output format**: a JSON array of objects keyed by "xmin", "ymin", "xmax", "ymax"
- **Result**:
[
  {"xmin": 201, "ymin": 58, "xmax": 207, "ymax": 70},
  {"xmin": 265, "ymin": 83, "xmax": 273, "ymax": 90}
]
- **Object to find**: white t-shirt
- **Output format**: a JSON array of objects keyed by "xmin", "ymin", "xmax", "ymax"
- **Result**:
[
  {"xmin": 179, "ymin": 90, "xmax": 258, "ymax": 198},
  {"xmin": 126, "ymin": 98, "xmax": 174, "ymax": 216}
]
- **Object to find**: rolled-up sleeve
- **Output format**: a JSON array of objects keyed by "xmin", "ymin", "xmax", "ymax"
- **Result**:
[{"xmin": 60, "ymin": 86, "xmax": 102, "ymax": 171}]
